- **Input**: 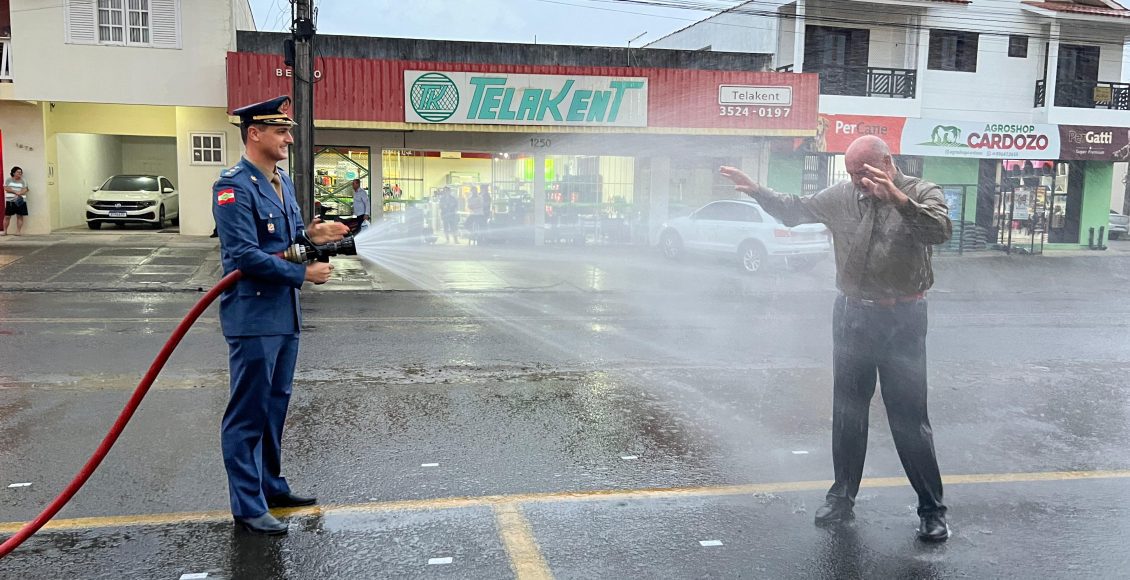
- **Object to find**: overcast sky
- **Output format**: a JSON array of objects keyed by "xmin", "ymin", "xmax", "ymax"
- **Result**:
[{"xmin": 248, "ymin": 0, "xmax": 725, "ymax": 47}]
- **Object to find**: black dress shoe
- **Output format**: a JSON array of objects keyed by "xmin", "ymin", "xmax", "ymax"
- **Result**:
[
  {"xmin": 266, "ymin": 491, "xmax": 317, "ymax": 508},
  {"xmin": 235, "ymin": 513, "xmax": 288, "ymax": 536},
  {"xmin": 917, "ymin": 513, "xmax": 950, "ymax": 542},
  {"xmin": 814, "ymin": 501, "xmax": 855, "ymax": 526}
]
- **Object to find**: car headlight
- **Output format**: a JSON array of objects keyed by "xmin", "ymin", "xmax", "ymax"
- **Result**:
[
  {"xmin": 87, "ymin": 198, "xmax": 98, "ymax": 206},
  {"xmin": 140, "ymin": 200, "xmax": 157, "ymax": 208}
]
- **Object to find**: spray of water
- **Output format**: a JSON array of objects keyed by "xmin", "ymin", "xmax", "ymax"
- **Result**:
[{"xmin": 350, "ymin": 218, "xmax": 823, "ymax": 377}]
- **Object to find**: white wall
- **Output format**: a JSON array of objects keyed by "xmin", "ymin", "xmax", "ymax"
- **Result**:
[
  {"xmin": 56, "ymin": 133, "xmax": 123, "ymax": 229},
  {"xmin": 174, "ymin": 106, "xmax": 244, "ymax": 236},
  {"xmin": 647, "ymin": 7, "xmax": 779, "ymax": 54},
  {"xmin": 10, "ymin": 0, "xmax": 236, "ymax": 106},
  {"xmin": 917, "ymin": 8, "xmax": 1046, "ymax": 122},
  {"xmin": 0, "ymin": 101, "xmax": 47, "ymax": 234},
  {"xmin": 122, "ymin": 137, "xmax": 178, "ymax": 181},
  {"xmin": 1113, "ymin": 162, "xmax": 1127, "ymax": 214}
]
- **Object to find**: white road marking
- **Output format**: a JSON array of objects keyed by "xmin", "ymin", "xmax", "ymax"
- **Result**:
[
  {"xmin": 7, "ymin": 483, "xmax": 31, "ymax": 488},
  {"xmin": 180, "ymin": 574, "xmax": 209, "ymax": 580},
  {"xmin": 699, "ymin": 540, "xmax": 724, "ymax": 547},
  {"xmin": 792, "ymin": 451, "xmax": 809, "ymax": 455},
  {"xmin": 421, "ymin": 463, "xmax": 440, "ymax": 468},
  {"xmin": 428, "ymin": 557, "xmax": 453, "ymax": 565},
  {"xmin": 621, "ymin": 455, "xmax": 639, "ymax": 460}
]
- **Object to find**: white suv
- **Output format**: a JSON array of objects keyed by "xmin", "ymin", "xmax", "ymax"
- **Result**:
[{"xmin": 659, "ymin": 199, "xmax": 831, "ymax": 273}]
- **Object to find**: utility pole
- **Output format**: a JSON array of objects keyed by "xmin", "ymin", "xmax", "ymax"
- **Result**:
[{"xmin": 291, "ymin": 0, "xmax": 316, "ymax": 224}]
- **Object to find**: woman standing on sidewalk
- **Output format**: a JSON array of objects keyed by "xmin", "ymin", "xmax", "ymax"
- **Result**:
[{"xmin": 4, "ymin": 167, "xmax": 29, "ymax": 236}]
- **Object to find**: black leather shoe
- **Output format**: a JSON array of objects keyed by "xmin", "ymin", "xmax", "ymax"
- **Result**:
[
  {"xmin": 234, "ymin": 513, "xmax": 288, "ymax": 535},
  {"xmin": 917, "ymin": 513, "xmax": 950, "ymax": 542},
  {"xmin": 266, "ymin": 491, "xmax": 317, "ymax": 508},
  {"xmin": 814, "ymin": 501, "xmax": 855, "ymax": 526}
]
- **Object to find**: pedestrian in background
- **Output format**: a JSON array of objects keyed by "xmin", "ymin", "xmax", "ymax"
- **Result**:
[
  {"xmin": 720, "ymin": 134, "xmax": 953, "ymax": 542},
  {"xmin": 4, "ymin": 166, "xmax": 29, "ymax": 236},
  {"xmin": 351, "ymin": 178, "xmax": 370, "ymax": 231},
  {"xmin": 466, "ymin": 187, "xmax": 485, "ymax": 244},
  {"xmin": 439, "ymin": 187, "xmax": 460, "ymax": 244},
  {"xmin": 212, "ymin": 95, "xmax": 349, "ymax": 536}
]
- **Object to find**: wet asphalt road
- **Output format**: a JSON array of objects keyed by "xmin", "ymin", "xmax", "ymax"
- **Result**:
[{"xmin": 1, "ymin": 249, "xmax": 1130, "ymax": 578}]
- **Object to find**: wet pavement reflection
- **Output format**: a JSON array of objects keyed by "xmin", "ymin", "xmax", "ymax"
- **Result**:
[{"xmin": 2, "ymin": 253, "xmax": 1130, "ymax": 577}]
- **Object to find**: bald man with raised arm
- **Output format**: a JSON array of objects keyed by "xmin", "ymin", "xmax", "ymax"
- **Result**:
[{"xmin": 720, "ymin": 135, "xmax": 953, "ymax": 542}]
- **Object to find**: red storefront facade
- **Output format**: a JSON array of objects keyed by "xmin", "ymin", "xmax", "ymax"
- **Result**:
[{"xmin": 225, "ymin": 50, "xmax": 820, "ymax": 246}]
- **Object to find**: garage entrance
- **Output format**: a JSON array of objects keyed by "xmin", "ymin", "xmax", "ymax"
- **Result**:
[{"xmin": 55, "ymin": 134, "xmax": 179, "ymax": 233}]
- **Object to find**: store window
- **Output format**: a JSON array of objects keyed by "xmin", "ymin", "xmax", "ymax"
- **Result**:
[
  {"xmin": 190, "ymin": 133, "xmax": 225, "ymax": 166},
  {"xmin": 379, "ymin": 150, "xmax": 644, "ymax": 245},
  {"xmin": 314, "ymin": 146, "xmax": 370, "ymax": 217},
  {"xmin": 928, "ymin": 30, "xmax": 979, "ymax": 72}
]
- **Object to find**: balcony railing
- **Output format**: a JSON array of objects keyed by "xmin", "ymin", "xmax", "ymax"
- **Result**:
[
  {"xmin": 0, "ymin": 37, "xmax": 11, "ymax": 82},
  {"xmin": 808, "ymin": 66, "xmax": 917, "ymax": 99},
  {"xmin": 1035, "ymin": 78, "xmax": 1130, "ymax": 110}
]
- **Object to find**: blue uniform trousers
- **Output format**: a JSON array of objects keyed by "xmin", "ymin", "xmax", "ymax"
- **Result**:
[{"xmin": 222, "ymin": 333, "xmax": 299, "ymax": 518}]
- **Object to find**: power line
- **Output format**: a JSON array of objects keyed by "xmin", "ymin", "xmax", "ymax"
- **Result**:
[
  {"xmin": 531, "ymin": 0, "xmax": 1130, "ymax": 66},
  {"xmin": 579, "ymin": 0, "xmax": 1130, "ymax": 46}
]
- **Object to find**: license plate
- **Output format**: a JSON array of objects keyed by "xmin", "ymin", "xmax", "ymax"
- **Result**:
[{"xmin": 109, "ymin": 211, "xmax": 127, "ymax": 217}]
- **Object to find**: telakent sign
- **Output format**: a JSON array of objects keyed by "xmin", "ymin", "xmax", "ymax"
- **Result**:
[{"xmin": 404, "ymin": 71, "xmax": 648, "ymax": 127}]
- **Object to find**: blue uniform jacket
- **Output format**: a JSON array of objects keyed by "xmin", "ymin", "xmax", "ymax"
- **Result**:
[{"xmin": 212, "ymin": 157, "xmax": 307, "ymax": 337}]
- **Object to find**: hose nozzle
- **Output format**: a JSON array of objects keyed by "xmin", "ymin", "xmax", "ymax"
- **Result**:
[{"xmin": 283, "ymin": 236, "xmax": 357, "ymax": 264}]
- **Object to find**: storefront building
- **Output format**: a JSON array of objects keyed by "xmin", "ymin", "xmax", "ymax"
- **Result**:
[
  {"xmin": 768, "ymin": 114, "xmax": 1123, "ymax": 252},
  {"xmin": 227, "ymin": 34, "xmax": 818, "ymax": 246}
]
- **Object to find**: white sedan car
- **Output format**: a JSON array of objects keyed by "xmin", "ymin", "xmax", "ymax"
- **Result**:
[
  {"xmin": 659, "ymin": 199, "xmax": 831, "ymax": 273},
  {"xmin": 86, "ymin": 175, "xmax": 180, "ymax": 230}
]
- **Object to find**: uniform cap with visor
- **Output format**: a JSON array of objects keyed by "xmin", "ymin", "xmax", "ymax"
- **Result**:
[{"xmin": 233, "ymin": 95, "xmax": 297, "ymax": 127}]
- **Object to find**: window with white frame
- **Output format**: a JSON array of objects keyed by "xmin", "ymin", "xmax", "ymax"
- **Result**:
[
  {"xmin": 191, "ymin": 133, "xmax": 226, "ymax": 166},
  {"xmin": 128, "ymin": 0, "xmax": 151, "ymax": 44},
  {"xmin": 98, "ymin": 0, "xmax": 126, "ymax": 43},
  {"xmin": 67, "ymin": 0, "xmax": 179, "ymax": 48}
]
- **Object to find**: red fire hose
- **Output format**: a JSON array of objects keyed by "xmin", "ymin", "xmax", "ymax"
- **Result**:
[{"xmin": 0, "ymin": 270, "xmax": 243, "ymax": 559}]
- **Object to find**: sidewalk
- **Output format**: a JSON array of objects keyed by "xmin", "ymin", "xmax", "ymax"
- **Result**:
[{"xmin": 2, "ymin": 231, "xmax": 1130, "ymax": 293}]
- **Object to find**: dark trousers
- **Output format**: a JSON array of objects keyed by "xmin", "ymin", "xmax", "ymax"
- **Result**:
[
  {"xmin": 827, "ymin": 295, "xmax": 946, "ymax": 516},
  {"xmin": 222, "ymin": 334, "xmax": 299, "ymax": 518}
]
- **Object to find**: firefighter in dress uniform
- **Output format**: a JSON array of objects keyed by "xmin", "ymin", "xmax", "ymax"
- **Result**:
[{"xmin": 212, "ymin": 95, "xmax": 349, "ymax": 535}]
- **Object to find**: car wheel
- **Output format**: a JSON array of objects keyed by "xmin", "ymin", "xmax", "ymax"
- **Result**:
[
  {"xmin": 738, "ymin": 241, "xmax": 767, "ymax": 274},
  {"xmin": 152, "ymin": 205, "xmax": 166, "ymax": 230},
  {"xmin": 87, "ymin": 221, "xmax": 102, "ymax": 230},
  {"xmin": 660, "ymin": 230, "xmax": 684, "ymax": 260}
]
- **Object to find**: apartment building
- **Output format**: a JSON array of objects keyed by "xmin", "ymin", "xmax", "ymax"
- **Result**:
[
  {"xmin": 652, "ymin": 0, "xmax": 1130, "ymax": 250},
  {"xmin": 0, "ymin": 0, "xmax": 253, "ymax": 236}
]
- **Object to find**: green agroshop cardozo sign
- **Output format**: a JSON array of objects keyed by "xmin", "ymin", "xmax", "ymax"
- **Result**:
[{"xmin": 404, "ymin": 71, "xmax": 649, "ymax": 127}]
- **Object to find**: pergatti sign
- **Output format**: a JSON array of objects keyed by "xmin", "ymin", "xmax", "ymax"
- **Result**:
[{"xmin": 404, "ymin": 71, "xmax": 648, "ymax": 127}]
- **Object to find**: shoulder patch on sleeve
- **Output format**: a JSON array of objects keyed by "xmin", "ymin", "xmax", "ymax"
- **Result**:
[{"xmin": 217, "ymin": 188, "xmax": 236, "ymax": 206}]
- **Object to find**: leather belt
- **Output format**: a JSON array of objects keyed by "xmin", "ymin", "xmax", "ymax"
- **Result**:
[{"xmin": 845, "ymin": 292, "xmax": 925, "ymax": 307}]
